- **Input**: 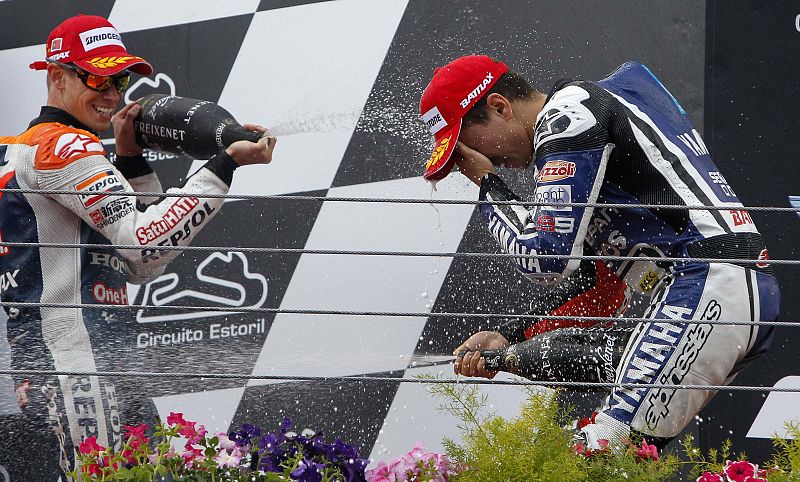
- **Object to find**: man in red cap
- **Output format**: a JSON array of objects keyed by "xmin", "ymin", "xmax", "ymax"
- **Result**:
[
  {"xmin": 423, "ymin": 55, "xmax": 632, "ymax": 392},
  {"xmin": 421, "ymin": 55, "xmax": 779, "ymax": 451},
  {"xmin": 0, "ymin": 14, "xmax": 276, "ymax": 479}
]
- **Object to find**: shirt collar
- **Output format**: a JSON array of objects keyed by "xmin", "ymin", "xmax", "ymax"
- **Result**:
[{"xmin": 28, "ymin": 106, "xmax": 96, "ymax": 134}]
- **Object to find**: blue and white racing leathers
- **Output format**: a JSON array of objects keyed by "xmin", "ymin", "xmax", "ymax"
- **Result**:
[{"xmin": 479, "ymin": 62, "xmax": 780, "ymax": 445}]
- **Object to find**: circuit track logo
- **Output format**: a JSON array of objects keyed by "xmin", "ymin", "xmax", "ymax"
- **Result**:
[
  {"xmin": 135, "ymin": 251, "xmax": 268, "ymax": 323},
  {"xmin": 124, "ymin": 72, "xmax": 176, "ymax": 104}
]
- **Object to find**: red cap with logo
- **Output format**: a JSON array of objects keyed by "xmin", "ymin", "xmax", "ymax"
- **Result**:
[
  {"xmin": 419, "ymin": 55, "xmax": 508, "ymax": 181},
  {"xmin": 29, "ymin": 14, "xmax": 152, "ymax": 76}
]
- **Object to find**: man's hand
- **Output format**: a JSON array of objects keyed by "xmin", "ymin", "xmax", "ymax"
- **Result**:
[
  {"xmin": 453, "ymin": 331, "xmax": 510, "ymax": 378},
  {"xmin": 226, "ymin": 124, "xmax": 277, "ymax": 166},
  {"xmin": 112, "ymin": 102, "xmax": 143, "ymax": 157},
  {"xmin": 455, "ymin": 141, "xmax": 496, "ymax": 185}
]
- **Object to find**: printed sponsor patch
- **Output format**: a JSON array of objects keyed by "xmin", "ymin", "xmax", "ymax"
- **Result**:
[
  {"xmin": 421, "ymin": 106, "xmax": 447, "ymax": 136},
  {"xmin": 637, "ymin": 270, "xmax": 661, "ymax": 292},
  {"xmin": 54, "ymin": 133, "xmax": 104, "ymax": 159},
  {"xmin": 92, "ymin": 282, "xmax": 128, "ymax": 305},
  {"xmin": 460, "ymin": 72, "xmax": 494, "ymax": 108},
  {"xmin": 535, "ymin": 214, "xmax": 574, "ymax": 233},
  {"xmin": 534, "ymin": 185, "xmax": 572, "ymax": 211},
  {"xmin": 757, "ymin": 248, "xmax": 770, "ymax": 269},
  {"xmin": 136, "ymin": 197, "xmax": 200, "ymax": 244},
  {"xmin": 79, "ymin": 26, "xmax": 125, "ymax": 51},
  {"xmin": 74, "ymin": 169, "xmax": 124, "ymax": 209},
  {"xmin": 50, "ymin": 38, "xmax": 63, "ymax": 52},
  {"xmin": 729, "ymin": 209, "xmax": 753, "ymax": 227},
  {"xmin": 537, "ymin": 160, "xmax": 576, "ymax": 183},
  {"xmin": 90, "ymin": 198, "xmax": 134, "ymax": 229}
]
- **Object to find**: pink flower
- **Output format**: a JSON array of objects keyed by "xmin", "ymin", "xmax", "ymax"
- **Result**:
[
  {"xmin": 79, "ymin": 436, "xmax": 106, "ymax": 455},
  {"xmin": 723, "ymin": 460, "xmax": 757, "ymax": 482},
  {"xmin": 635, "ymin": 441, "xmax": 659, "ymax": 461},
  {"xmin": 81, "ymin": 462, "xmax": 102, "ymax": 477},
  {"xmin": 696, "ymin": 472, "xmax": 724, "ymax": 482},
  {"xmin": 214, "ymin": 447, "xmax": 243, "ymax": 468},
  {"xmin": 182, "ymin": 443, "xmax": 206, "ymax": 468},
  {"xmin": 167, "ymin": 412, "xmax": 188, "ymax": 428},
  {"xmin": 215, "ymin": 432, "xmax": 236, "ymax": 451},
  {"xmin": 123, "ymin": 423, "xmax": 149, "ymax": 442}
]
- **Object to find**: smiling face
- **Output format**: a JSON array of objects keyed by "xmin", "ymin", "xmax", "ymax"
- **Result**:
[
  {"xmin": 47, "ymin": 63, "xmax": 121, "ymax": 133},
  {"xmin": 457, "ymin": 93, "xmax": 538, "ymax": 170}
]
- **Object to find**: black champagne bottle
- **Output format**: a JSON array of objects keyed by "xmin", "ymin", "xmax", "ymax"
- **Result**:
[{"xmin": 134, "ymin": 94, "xmax": 262, "ymax": 159}]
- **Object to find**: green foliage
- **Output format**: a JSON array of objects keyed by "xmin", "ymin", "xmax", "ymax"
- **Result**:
[
  {"xmin": 763, "ymin": 422, "xmax": 800, "ymax": 482},
  {"xmin": 682, "ymin": 432, "xmax": 733, "ymax": 478},
  {"xmin": 427, "ymin": 378, "xmax": 680, "ymax": 481}
]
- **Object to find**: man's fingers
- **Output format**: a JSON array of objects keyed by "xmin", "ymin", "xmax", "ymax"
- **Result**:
[
  {"xmin": 242, "ymin": 123, "xmax": 267, "ymax": 133},
  {"xmin": 115, "ymin": 102, "xmax": 140, "ymax": 118}
]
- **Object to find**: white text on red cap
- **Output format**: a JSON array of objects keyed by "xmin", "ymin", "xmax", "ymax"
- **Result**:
[
  {"xmin": 460, "ymin": 72, "xmax": 494, "ymax": 109},
  {"xmin": 79, "ymin": 26, "xmax": 124, "ymax": 51},
  {"xmin": 422, "ymin": 106, "xmax": 448, "ymax": 136}
]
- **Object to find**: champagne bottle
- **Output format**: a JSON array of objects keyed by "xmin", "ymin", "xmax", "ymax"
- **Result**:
[{"xmin": 134, "ymin": 94, "xmax": 262, "ymax": 159}]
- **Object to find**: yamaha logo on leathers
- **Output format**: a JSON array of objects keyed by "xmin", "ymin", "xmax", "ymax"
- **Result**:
[{"xmin": 643, "ymin": 300, "xmax": 720, "ymax": 430}]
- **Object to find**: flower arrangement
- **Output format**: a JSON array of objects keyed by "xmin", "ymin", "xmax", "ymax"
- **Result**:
[
  {"xmin": 64, "ymin": 384, "xmax": 800, "ymax": 482},
  {"xmin": 365, "ymin": 442, "xmax": 462, "ymax": 482},
  {"xmin": 69, "ymin": 413, "xmax": 370, "ymax": 481}
]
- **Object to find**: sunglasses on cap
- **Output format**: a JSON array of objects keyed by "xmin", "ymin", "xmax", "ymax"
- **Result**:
[{"xmin": 48, "ymin": 59, "xmax": 131, "ymax": 94}]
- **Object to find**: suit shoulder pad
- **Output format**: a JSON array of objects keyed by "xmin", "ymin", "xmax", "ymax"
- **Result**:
[
  {"xmin": 534, "ymin": 85, "xmax": 598, "ymax": 149},
  {"xmin": 30, "ymin": 123, "xmax": 105, "ymax": 170}
]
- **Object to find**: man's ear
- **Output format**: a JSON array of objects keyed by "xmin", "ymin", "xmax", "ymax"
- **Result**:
[
  {"xmin": 485, "ymin": 93, "xmax": 514, "ymax": 120},
  {"xmin": 46, "ymin": 63, "xmax": 66, "ymax": 90}
]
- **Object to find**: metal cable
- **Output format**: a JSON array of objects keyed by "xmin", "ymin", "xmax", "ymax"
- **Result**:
[
  {"xmin": 0, "ymin": 369, "xmax": 797, "ymax": 392},
  {"xmin": 1, "ymin": 187, "xmax": 799, "ymax": 212},
  {"xmin": 0, "ymin": 241, "xmax": 792, "ymax": 265},
  {"xmin": 0, "ymin": 301, "xmax": 795, "ymax": 327}
]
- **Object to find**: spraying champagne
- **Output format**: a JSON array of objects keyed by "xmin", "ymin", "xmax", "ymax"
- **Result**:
[{"xmin": 134, "ymin": 94, "xmax": 264, "ymax": 159}]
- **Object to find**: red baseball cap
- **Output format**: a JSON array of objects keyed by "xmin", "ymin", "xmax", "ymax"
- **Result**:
[
  {"xmin": 419, "ymin": 55, "xmax": 508, "ymax": 181},
  {"xmin": 29, "ymin": 14, "xmax": 152, "ymax": 76}
]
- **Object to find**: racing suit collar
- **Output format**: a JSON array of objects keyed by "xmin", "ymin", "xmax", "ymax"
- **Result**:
[
  {"xmin": 29, "ymin": 105, "xmax": 97, "ymax": 135},
  {"xmin": 545, "ymin": 78, "xmax": 575, "ymax": 105}
]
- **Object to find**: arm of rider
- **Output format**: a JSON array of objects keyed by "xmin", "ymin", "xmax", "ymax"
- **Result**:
[
  {"xmin": 454, "ymin": 141, "xmax": 496, "ymax": 186},
  {"xmin": 452, "ymin": 330, "xmax": 510, "ymax": 379},
  {"xmin": 37, "ymin": 108, "xmax": 277, "ymax": 285}
]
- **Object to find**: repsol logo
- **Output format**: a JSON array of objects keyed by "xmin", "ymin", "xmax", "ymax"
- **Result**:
[
  {"xmin": 141, "ymin": 202, "xmax": 216, "ymax": 262},
  {"xmin": 460, "ymin": 72, "xmax": 494, "ymax": 108}
]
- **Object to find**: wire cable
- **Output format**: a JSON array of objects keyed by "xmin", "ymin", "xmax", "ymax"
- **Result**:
[
  {"xmin": 0, "ymin": 241, "xmax": 792, "ymax": 266},
  {"xmin": 2, "ymin": 187, "xmax": 799, "ymax": 212},
  {"xmin": 0, "ymin": 301, "xmax": 795, "ymax": 328},
  {"xmin": 0, "ymin": 369, "xmax": 797, "ymax": 393}
]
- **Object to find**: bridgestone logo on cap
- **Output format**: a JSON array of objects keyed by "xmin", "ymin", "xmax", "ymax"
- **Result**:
[
  {"xmin": 421, "ymin": 106, "xmax": 448, "ymax": 136},
  {"xmin": 79, "ymin": 26, "xmax": 125, "ymax": 51},
  {"xmin": 460, "ymin": 72, "xmax": 494, "ymax": 109}
]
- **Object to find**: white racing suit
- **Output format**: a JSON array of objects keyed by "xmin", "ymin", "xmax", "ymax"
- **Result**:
[
  {"xmin": 0, "ymin": 106, "xmax": 239, "ymax": 479},
  {"xmin": 479, "ymin": 62, "xmax": 780, "ymax": 447}
]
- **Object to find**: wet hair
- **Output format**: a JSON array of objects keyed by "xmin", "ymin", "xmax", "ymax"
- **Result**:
[{"xmin": 462, "ymin": 70, "xmax": 538, "ymax": 125}]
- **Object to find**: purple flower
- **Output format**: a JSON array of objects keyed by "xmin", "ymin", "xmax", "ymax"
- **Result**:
[
  {"xmin": 229, "ymin": 422, "xmax": 262, "ymax": 447},
  {"xmin": 291, "ymin": 458, "xmax": 325, "ymax": 482},
  {"xmin": 281, "ymin": 416, "xmax": 293, "ymax": 434}
]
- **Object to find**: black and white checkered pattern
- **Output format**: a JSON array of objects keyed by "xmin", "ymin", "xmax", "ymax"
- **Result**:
[{"xmin": 11, "ymin": 0, "xmax": 782, "ymax": 467}]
